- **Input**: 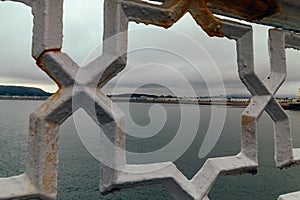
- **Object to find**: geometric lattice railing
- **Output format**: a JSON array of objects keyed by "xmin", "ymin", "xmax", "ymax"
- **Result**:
[{"xmin": 0, "ymin": 0, "xmax": 299, "ymax": 199}]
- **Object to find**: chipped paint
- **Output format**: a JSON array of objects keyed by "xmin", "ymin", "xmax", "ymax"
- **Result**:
[
  {"xmin": 189, "ymin": 0, "xmax": 224, "ymax": 37},
  {"xmin": 122, "ymin": 0, "xmax": 225, "ymax": 37},
  {"xmin": 242, "ymin": 115, "xmax": 256, "ymax": 142}
]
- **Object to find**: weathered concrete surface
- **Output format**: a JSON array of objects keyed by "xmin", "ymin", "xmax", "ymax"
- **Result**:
[
  {"xmin": 0, "ymin": 0, "xmax": 300, "ymax": 199},
  {"xmin": 279, "ymin": 191, "xmax": 300, "ymax": 200}
]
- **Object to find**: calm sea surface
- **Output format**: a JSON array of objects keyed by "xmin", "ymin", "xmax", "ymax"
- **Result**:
[{"xmin": 0, "ymin": 100, "xmax": 300, "ymax": 199}]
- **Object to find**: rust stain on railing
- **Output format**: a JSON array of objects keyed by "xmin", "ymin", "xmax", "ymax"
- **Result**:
[{"xmin": 206, "ymin": 0, "xmax": 280, "ymax": 21}]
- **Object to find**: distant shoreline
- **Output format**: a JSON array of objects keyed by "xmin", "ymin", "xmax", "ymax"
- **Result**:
[
  {"xmin": 2, "ymin": 95, "xmax": 300, "ymax": 110},
  {"xmin": 111, "ymin": 98, "xmax": 300, "ymax": 110},
  {"xmin": 0, "ymin": 96, "xmax": 49, "ymax": 101},
  {"xmin": 113, "ymin": 98, "xmax": 248, "ymax": 107}
]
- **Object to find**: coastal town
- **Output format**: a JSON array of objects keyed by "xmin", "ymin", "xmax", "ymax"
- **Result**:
[
  {"xmin": 1, "ymin": 85, "xmax": 300, "ymax": 110},
  {"xmin": 109, "ymin": 88, "xmax": 300, "ymax": 110}
]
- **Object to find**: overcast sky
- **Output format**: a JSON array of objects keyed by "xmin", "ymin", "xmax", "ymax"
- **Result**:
[{"xmin": 0, "ymin": 0, "xmax": 299, "ymax": 97}]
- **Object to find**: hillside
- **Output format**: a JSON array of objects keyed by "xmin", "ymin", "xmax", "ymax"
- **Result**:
[{"xmin": 0, "ymin": 85, "xmax": 51, "ymax": 97}]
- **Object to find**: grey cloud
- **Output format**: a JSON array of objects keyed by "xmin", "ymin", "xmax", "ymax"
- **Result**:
[{"xmin": 0, "ymin": 0, "xmax": 299, "ymax": 96}]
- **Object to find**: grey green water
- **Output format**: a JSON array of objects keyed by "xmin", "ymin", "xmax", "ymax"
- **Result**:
[{"xmin": 0, "ymin": 100, "xmax": 300, "ymax": 199}]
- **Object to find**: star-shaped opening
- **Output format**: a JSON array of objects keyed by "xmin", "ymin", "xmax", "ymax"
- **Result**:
[
  {"xmin": 1, "ymin": 0, "xmax": 299, "ymax": 200},
  {"xmin": 98, "ymin": 4, "xmax": 259, "ymax": 199}
]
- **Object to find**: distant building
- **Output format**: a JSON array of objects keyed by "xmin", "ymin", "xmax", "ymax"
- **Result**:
[
  {"xmin": 147, "ymin": 97, "xmax": 155, "ymax": 101},
  {"xmin": 210, "ymin": 95, "xmax": 228, "ymax": 102},
  {"xmin": 290, "ymin": 88, "xmax": 300, "ymax": 103},
  {"xmin": 229, "ymin": 97, "xmax": 249, "ymax": 103}
]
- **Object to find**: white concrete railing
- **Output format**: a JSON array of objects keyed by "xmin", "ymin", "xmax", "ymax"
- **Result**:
[{"xmin": 0, "ymin": 0, "xmax": 299, "ymax": 199}]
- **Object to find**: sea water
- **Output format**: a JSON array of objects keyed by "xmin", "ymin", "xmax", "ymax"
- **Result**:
[{"xmin": 0, "ymin": 100, "xmax": 300, "ymax": 199}]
